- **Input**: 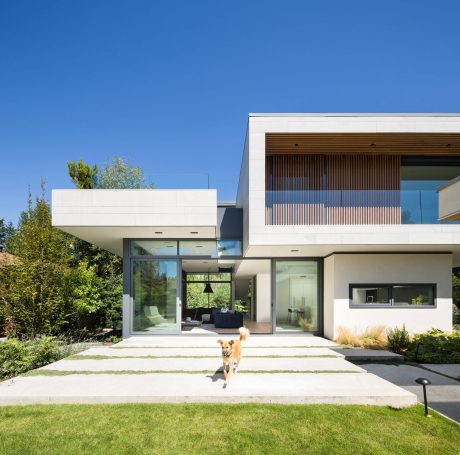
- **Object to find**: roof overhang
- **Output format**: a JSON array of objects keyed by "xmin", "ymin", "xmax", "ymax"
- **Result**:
[{"xmin": 52, "ymin": 189, "xmax": 218, "ymax": 256}]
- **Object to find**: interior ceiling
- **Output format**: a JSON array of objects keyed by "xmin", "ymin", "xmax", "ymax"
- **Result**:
[{"xmin": 265, "ymin": 133, "xmax": 460, "ymax": 155}]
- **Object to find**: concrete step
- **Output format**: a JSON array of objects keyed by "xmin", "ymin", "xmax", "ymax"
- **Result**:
[
  {"xmin": 42, "ymin": 356, "xmax": 363, "ymax": 372},
  {"xmin": 0, "ymin": 373, "xmax": 416, "ymax": 407},
  {"xmin": 332, "ymin": 348, "xmax": 404, "ymax": 362},
  {"xmin": 77, "ymin": 347, "xmax": 344, "ymax": 358}
]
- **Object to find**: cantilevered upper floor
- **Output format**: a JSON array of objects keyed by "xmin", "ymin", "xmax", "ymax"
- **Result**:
[{"xmin": 236, "ymin": 114, "xmax": 460, "ymax": 261}]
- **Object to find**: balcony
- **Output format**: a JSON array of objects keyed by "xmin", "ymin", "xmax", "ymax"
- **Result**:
[{"xmin": 265, "ymin": 190, "xmax": 456, "ymax": 225}]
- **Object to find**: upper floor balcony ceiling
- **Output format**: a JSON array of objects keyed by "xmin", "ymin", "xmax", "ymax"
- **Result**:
[{"xmin": 265, "ymin": 132, "xmax": 460, "ymax": 155}]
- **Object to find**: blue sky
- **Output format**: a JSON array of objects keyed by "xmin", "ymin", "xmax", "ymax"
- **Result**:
[{"xmin": 1, "ymin": 0, "xmax": 459, "ymax": 224}]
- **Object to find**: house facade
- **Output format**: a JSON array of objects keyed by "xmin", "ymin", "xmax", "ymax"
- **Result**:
[{"xmin": 52, "ymin": 114, "xmax": 460, "ymax": 339}]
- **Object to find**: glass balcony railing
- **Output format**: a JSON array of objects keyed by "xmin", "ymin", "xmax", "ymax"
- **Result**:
[{"xmin": 265, "ymin": 190, "xmax": 457, "ymax": 225}]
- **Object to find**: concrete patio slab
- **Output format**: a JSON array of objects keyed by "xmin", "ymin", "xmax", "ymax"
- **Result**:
[
  {"xmin": 0, "ymin": 372, "xmax": 416, "ymax": 407},
  {"xmin": 116, "ymin": 335, "xmax": 339, "ymax": 348},
  {"xmin": 0, "ymin": 335, "xmax": 416, "ymax": 407},
  {"xmin": 76, "ymin": 346, "xmax": 344, "ymax": 358},
  {"xmin": 42, "ymin": 356, "xmax": 363, "ymax": 372}
]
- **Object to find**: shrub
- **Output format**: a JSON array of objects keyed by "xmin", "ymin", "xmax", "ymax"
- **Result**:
[
  {"xmin": 336, "ymin": 326, "xmax": 387, "ymax": 349},
  {"xmin": 0, "ymin": 337, "xmax": 87, "ymax": 380},
  {"xmin": 405, "ymin": 329, "xmax": 460, "ymax": 363},
  {"xmin": 387, "ymin": 325, "xmax": 411, "ymax": 354},
  {"xmin": 105, "ymin": 336, "xmax": 122, "ymax": 344}
]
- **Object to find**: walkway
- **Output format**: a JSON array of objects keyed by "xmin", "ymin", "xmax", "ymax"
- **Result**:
[
  {"xmin": 0, "ymin": 335, "xmax": 416, "ymax": 406},
  {"xmin": 360, "ymin": 362, "xmax": 460, "ymax": 423}
]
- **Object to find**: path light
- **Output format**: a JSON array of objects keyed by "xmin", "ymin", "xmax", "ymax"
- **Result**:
[{"xmin": 415, "ymin": 377, "xmax": 432, "ymax": 417}]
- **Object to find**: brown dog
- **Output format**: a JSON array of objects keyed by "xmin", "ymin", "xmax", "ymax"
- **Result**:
[{"xmin": 217, "ymin": 327, "xmax": 250, "ymax": 388}]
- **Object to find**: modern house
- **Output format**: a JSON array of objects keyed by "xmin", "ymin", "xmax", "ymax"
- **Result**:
[{"xmin": 52, "ymin": 114, "xmax": 460, "ymax": 339}]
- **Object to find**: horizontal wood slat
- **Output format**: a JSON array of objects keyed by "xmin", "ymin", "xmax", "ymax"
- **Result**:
[{"xmin": 266, "ymin": 133, "xmax": 460, "ymax": 155}]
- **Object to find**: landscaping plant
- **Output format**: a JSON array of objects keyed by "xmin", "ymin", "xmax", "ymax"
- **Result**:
[
  {"xmin": 387, "ymin": 324, "xmax": 411, "ymax": 354},
  {"xmin": 405, "ymin": 328, "xmax": 460, "ymax": 363},
  {"xmin": 0, "ymin": 337, "xmax": 87, "ymax": 380},
  {"xmin": 336, "ymin": 326, "xmax": 387, "ymax": 349}
]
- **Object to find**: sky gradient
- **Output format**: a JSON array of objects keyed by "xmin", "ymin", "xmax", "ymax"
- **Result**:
[{"xmin": 1, "ymin": 0, "xmax": 460, "ymax": 224}]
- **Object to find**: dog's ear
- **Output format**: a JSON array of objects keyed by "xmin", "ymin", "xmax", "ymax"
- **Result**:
[
  {"xmin": 217, "ymin": 339, "xmax": 224, "ymax": 344},
  {"xmin": 229, "ymin": 340, "xmax": 234, "ymax": 345}
]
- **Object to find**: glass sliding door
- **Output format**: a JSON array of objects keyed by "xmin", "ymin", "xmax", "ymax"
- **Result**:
[
  {"xmin": 132, "ymin": 259, "xmax": 179, "ymax": 334},
  {"xmin": 275, "ymin": 260, "xmax": 319, "ymax": 333}
]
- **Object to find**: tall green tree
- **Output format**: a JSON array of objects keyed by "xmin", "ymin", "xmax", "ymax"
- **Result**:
[
  {"xmin": 0, "ymin": 219, "xmax": 15, "ymax": 249},
  {"xmin": 67, "ymin": 159, "xmax": 98, "ymax": 189},
  {"xmin": 3, "ymin": 187, "xmax": 74, "ymax": 336}
]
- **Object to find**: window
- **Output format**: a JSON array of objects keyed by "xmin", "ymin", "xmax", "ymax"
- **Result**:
[
  {"xmin": 350, "ymin": 284, "xmax": 435, "ymax": 307},
  {"xmin": 179, "ymin": 241, "xmax": 218, "ymax": 256},
  {"xmin": 184, "ymin": 272, "xmax": 232, "ymax": 309},
  {"xmin": 131, "ymin": 240, "xmax": 177, "ymax": 256},
  {"xmin": 217, "ymin": 239, "xmax": 242, "ymax": 257}
]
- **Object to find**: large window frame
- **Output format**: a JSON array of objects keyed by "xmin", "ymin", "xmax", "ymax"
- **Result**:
[{"xmin": 349, "ymin": 283, "xmax": 437, "ymax": 309}]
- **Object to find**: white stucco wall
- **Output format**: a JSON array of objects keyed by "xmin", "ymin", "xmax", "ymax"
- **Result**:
[
  {"xmin": 324, "ymin": 253, "xmax": 453, "ymax": 340},
  {"xmin": 323, "ymin": 256, "xmax": 335, "ymax": 339},
  {"xmin": 52, "ymin": 189, "xmax": 217, "ymax": 227},
  {"xmin": 236, "ymin": 130, "xmax": 250, "ymax": 255},
  {"xmin": 438, "ymin": 176, "xmax": 460, "ymax": 221},
  {"xmin": 256, "ymin": 272, "xmax": 271, "ymax": 323}
]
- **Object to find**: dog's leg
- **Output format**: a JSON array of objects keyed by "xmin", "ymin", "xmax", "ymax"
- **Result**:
[
  {"xmin": 222, "ymin": 361, "xmax": 228, "ymax": 388},
  {"xmin": 225, "ymin": 361, "xmax": 233, "ymax": 386}
]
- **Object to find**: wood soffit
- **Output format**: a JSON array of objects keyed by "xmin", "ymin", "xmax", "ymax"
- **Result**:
[{"xmin": 265, "ymin": 133, "xmax": 460, "ymax": 155}]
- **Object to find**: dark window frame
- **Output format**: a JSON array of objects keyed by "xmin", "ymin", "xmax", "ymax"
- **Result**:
[{"xmin": 349, "ymin": 283, "xmax": 437, "ymax": 309}]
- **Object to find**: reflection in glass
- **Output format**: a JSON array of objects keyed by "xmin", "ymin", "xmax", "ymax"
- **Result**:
[
  {"xmin": 352, "ymin": 287, "xmax": 390, "ymax": 305},
  {"xmin": 217, "ymin": 240, "xmax": 242, "ymax": 256},
  {"xmin": 393, "ymin": 285, "xmax": 434, "ymax": 306},
  {"xmin": 132, "ymin": 260, "xmax": 177, "ymax": 333},
  {"xmin": 179, "ymin": 241, "xmax": 217, "ymax": 256},
  {"xmin": 275, "ymin": 261, "xmax": 318, "ymax": 333},
  {"xmin": 131, "ymin": 240, "xmax": 177, "ymax": 256}
]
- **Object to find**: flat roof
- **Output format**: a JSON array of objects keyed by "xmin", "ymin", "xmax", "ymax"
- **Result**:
[{"xmin": 249, "ymin": 113, "xmax": 460, "ymax": 117}]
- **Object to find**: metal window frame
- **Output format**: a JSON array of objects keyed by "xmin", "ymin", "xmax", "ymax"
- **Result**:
[
  {"xmin": 271, "ymin": 258, "xmax": 323, "ymax": 336},
  {"xmin": 349, "ymin": 283, "xmax": 437, "ymax": 309}
]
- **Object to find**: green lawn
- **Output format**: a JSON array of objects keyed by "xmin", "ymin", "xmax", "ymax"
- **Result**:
[{"xmin": 0, "ymin": 404, "xmax": 459, "ymax": 455}]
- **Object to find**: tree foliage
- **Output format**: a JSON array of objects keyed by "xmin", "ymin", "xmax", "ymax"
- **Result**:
[
  {"xmin": 97, "ymin": 156, "xmax": 152, "ymax": 189},
  {"xmin": 67, "ymin": 159, "xmax": 98, "ymax": 189},
  {"xmin": 2, "ymin": 190, "xmax": 74, "ymax": 336},
  {"xmin": 0, "ymin": 219, "xmax": 15, "ymax": 249}
]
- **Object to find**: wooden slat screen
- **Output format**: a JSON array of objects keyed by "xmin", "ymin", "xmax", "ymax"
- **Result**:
[
  {"xmin": 325, "ymin": 155, "xmax": 401, "ymax": 224},
  {"xmin": 265, "ymin": 155, "xmax": 324, "ymax": 225},
  {"xmin": 265, "ymin": 154, "xmax": 401, "ymax": 225}
]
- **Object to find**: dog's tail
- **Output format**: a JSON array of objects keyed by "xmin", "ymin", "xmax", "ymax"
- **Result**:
[{"xmin": 239, "ymin": 326, "xmax": 250, "ymax": 342}]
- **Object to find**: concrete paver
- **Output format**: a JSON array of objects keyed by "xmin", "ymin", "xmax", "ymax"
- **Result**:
[
  {"xmin": 116, "ymin": 335, "xmax": 339, "ymax": 348},
  {"xmin": 0, "ymin": 372, "xmax": 415, "ymax": 406},
  {"xmin": 43, "ymin": 356, "xmax": 363, "ymax": 372},
  {"xmin": 77, "ymin": 346, "xmax": 343, "ymax": 358}
]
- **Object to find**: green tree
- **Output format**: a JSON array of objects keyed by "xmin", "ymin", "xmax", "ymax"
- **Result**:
[
  {"xmin": 69, "ymin": 239, "xmax": 122, "ymax": 329},
  {"xmin": 0, "ymin": 219, "xmax": 15, "ymax": 249},
  {"xmin": 97, "ymin": 156, "xmax": 152, "ymax": 189},
  {"xmin": 67, "ymin": 159, "xmax": 98, "ymax": 189},
  {"xmin": 4, "ymin": 187, "xmax": 74, "ymax": 336}
]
